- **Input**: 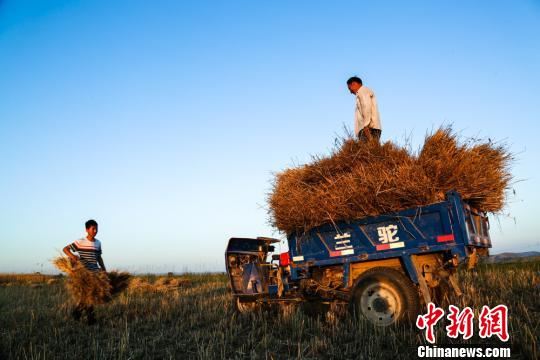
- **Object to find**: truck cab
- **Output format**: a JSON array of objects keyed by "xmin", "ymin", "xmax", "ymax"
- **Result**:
[{"xmin": 225, "ymin": 237, "xmax": 283, "ymax": 311}]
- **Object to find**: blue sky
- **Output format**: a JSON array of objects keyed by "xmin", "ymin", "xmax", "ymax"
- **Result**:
[{"xmin": 1, "ymin": 1, "xmax": 539, "ymax": 273}]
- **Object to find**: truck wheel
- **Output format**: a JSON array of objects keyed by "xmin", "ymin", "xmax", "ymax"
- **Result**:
[
  {"xmin": 233, "ymin": 297, "xmax": 259, "ymax": 314},
  {"xmin": 350, "ymin": 267, "xmax": 420, "ymax": 326}
]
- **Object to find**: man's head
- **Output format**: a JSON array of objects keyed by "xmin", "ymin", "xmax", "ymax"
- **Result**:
[
  {"xmin": 85, "ymin": 219, "xmax": 98, "ymax": 240},
  {"xmin": 347, "ymin": 76, "xmax": 363, "ymax": 94}
]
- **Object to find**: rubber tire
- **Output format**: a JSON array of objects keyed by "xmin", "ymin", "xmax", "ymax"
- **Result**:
[{"xmin": 350, "ymin": 267, "xmax": 420, "ymax": 326}]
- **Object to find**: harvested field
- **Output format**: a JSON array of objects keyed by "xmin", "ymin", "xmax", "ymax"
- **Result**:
[
  {"xmin": 0, "ymin": 262, "xmax": 538, "ymax": 359},
  {"xmin": 269, "ymin": 127, "xmax": 513, "ymax": 234},
  {"xmin": 52, "ymin": 257, "xmax": 191, "ymax": 306},
  {"xmin": 0, "ymin": 273, "xmax": 58, "ymax": 286}
]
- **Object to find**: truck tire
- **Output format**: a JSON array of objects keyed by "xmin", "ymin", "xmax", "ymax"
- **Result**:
[
  {"xmin": 350, "ymin": 267, "xmax": 420, "ymax": 326},
  {"xmin": 233, "ymin": 297, "xmax": 260, "ymax": 314}
]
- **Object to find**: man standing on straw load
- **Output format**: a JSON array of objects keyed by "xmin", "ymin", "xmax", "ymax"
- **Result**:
[
  {"xmin": 62, "ymin": 219, "xmax": 106, "ymax": 324},
  {"xmin": 347, "ymin": 76, "xmax": 382, "ymax": 142}
]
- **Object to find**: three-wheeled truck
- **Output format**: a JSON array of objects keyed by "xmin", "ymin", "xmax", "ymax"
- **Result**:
[{"xmin": 225, "ymin": 191, "xmax": 491, "ymax": 326}]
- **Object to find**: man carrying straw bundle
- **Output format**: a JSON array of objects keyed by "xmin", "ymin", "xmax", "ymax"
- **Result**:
[
  {"xmin": 347, "ymin": 76, "xmax": 382, "ymax": 142},
  {"xmin": 62, "ymin": 219, "xmax": 106, "ymax": 325}
]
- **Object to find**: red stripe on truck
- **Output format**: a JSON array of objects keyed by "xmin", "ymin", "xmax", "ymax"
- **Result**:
[
  {"xmin": 279, "ymin": 252, "xmax": 290, "ymax": 266},
  {"xmin": 437, "ymin": 234, "xmax": 455, "ymax": 242}
]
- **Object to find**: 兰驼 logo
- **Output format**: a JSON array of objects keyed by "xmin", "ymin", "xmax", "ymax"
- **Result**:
[{"xmin": 376, "ymin": 224, "xmax": 404, "ymax": 250}]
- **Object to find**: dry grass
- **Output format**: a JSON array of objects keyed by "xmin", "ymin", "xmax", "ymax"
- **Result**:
[
  {"xmin": 269, "ymin": 127, "xmax": 513, "ymax": 234},
  {"xmin": 128, "ymin": 276, "xmax": 191, "ymax": 293},
  {"xmin": 53, "ymin": 257, "xmax": 130, "ymax": 305},
  {"xmin": 108, "ymin": 271, "xmax": 131, "ymax": 296},
  {"xmin": 0, "ymin": 263, "xmax": 537, "ymax": 359},
  {"xmin": 0, "ymin": 273, "xmax": 56, "ymax": 286},
  {"xmin": 418, "ymin": 127, "xmax": 513, "ymax": 212},
  {"xmin": 53, "ymin": 257, "xmax": 112, "ymax": 305}
]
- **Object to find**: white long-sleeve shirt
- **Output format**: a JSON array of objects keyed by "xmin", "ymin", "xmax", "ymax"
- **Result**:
[{"xmin": 354, "ymin": 86, "xmax": 381, "ymax": 136}]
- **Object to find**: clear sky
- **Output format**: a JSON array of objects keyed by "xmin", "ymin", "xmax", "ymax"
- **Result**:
[{"xmin": 1, "ymin": 0, "xmax": 539, "ymax": 273}]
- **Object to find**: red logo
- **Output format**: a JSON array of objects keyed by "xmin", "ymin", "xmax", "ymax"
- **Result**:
[
  {"xmin": 416, "ymin": 303, "xmax": 445, "ymax": 344},
  {"xmin": 446, "ymin": 305, "xmax": 474, "ymax": 340},
  {"xmin": 417, "ymin": 303, "xmax": 509, "ymax": 343},
  {"xmin": 478, "ymin": 305, "xmax": 509, "ymax": 342}
]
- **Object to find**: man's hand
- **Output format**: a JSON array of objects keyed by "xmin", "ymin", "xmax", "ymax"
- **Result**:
[
  {"xmin": 97, "ymin": 255, "xmax": 106, "ymax": 273},
  {"xmin": 69, "ymin": 256, "xmax": 79, "ymax": 267},
  {"xmin": 63, "ymin": 245, "xmax": 79, "ymax": 267}
]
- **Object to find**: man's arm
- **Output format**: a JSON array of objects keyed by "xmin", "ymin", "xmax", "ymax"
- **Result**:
[
  {"xmin": 97, "ymin": 255, "xmax": 106, "ymax": 272},
  {"xmin": 63, "ymin": 245, "xmax": 79, "ymax": 265},
  {"xmin": 358, "ymin": 90, "xmax": 373, "ymax": 131},
  {"xmin": 355, "ymin": 95, "xmax": 364, "ymax": 136}
]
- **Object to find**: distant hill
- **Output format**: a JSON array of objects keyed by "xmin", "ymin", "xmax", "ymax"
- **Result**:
[{"xmin": 484, "ymin": 251, "xmax": 540, "ymax": 264}]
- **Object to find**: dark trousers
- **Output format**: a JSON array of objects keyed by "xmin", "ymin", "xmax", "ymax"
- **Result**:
[
  {"xmin": 72, "ymin": 303, "xmax": 95, "ymax": 324},
  {"xmin": 358, "ymin": 128, "xmax": 381, "ymax": 142}
]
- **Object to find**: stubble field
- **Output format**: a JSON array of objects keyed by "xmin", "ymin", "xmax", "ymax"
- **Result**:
[{"xmin": 0, "ymin": 261, "xmax": 538, "ymax": 359}]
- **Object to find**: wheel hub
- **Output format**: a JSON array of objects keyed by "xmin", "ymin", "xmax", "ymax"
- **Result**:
[
  {"xmin": 372, "ymin": 297, "xmax": 389, "ymax": 313},
  {"xmin": 359, "ymin": 283, "xmax": 402, "ymax": 326}
]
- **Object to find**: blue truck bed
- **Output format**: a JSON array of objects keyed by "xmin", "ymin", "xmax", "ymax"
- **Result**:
[{"xmin": 287, "ymin": 191, "xmax": 490, "ymax": 286}]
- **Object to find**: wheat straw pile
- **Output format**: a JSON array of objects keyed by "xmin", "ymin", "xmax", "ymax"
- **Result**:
[
  {"xmin": 53, "ymin": 257, "xmax": 131, "ymax": 305},
  {"xmin": 269, "ymin": 127, "xmax": 513, "ymax": 234},
  {"xmin": 128, "ymin": 277, "xmax": 191, "ymax": 293}
]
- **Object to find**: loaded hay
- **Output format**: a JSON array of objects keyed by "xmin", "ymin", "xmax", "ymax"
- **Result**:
[
  {"xmin": 53, "ymin": 257, "xmax": 131, "ymax": 305},
  {"xmin": 269, "ymin": 126, "xmax": 513, "ymax": 234}
]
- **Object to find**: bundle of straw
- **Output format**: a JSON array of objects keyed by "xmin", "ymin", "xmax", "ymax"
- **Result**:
[
  {"xmin": 108, "ymin": 271, "xmax": 131, "ymax": 296},
  {"xmin": 418, "ymin": 127, "xmax": 512, "ymax": 212},
  {"xmin": 128, "ymin": 277, "xmax": 191, "ymax": 293},
  {"xmin": 269, "ymin": 127, "xmax": 513, "ymax": 234},
  {"xmin": 53, "ymin": 257, "xmax": 131, "ymax": 305}
]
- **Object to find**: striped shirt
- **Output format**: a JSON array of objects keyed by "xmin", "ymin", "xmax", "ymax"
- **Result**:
[{"xmin": 70, "ymin": 237, "xmax": 102, "ymax": 272}]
